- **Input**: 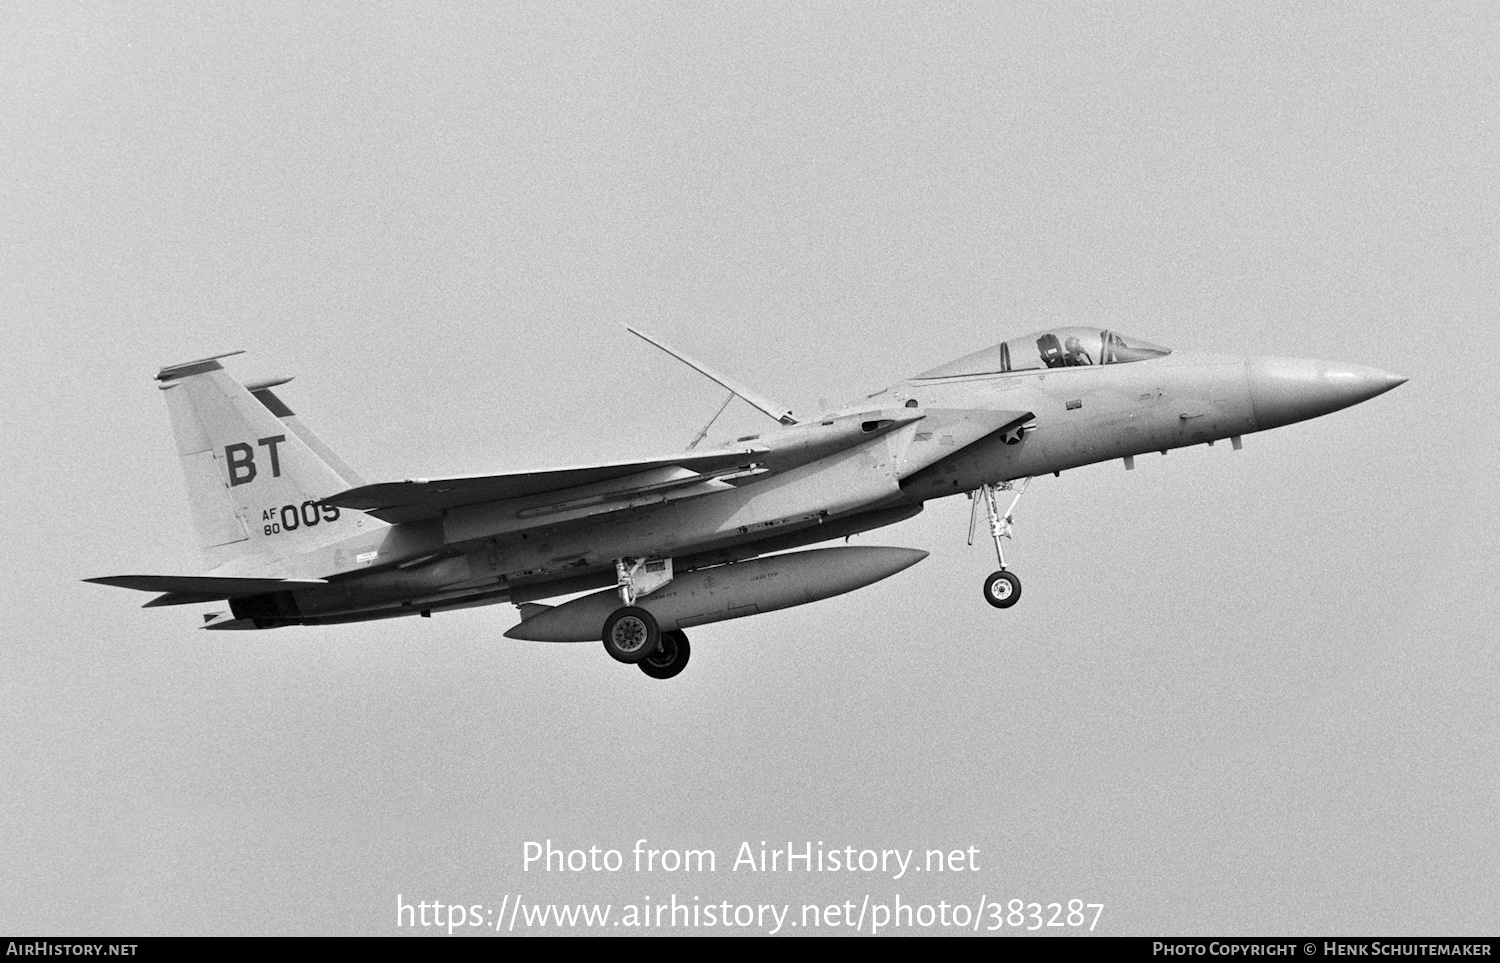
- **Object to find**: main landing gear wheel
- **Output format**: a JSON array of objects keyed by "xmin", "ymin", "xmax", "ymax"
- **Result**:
[
  {"xmin": 602, "ymin": 606, "xmax": 660, "ymax": 664},
  {"xmin": 983, "ymin": 570, "xmax": 1022, "ymax": 609},
  {"xmin": 639, "ymin": 630, "xmax": 690, "ymax": 680}
]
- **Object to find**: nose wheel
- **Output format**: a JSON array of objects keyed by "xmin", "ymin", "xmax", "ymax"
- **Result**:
[
  {"xmin": 983, "ymin": 570, "xmax": 1021, "ymax": 608},
  {"xmin": 969, "ymin": 477, "xmax": 1032, "ymax": 610}
]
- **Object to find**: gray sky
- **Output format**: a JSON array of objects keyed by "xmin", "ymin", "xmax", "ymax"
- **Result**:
[{"xmin": 2, "ymin": 1, "xmax": 1495, "ymax": 936}]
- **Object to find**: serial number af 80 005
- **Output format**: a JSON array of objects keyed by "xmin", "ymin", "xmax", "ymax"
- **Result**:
[{"xmin": 261, "ymin": 501, "xmax": 341, "ymax": 536}]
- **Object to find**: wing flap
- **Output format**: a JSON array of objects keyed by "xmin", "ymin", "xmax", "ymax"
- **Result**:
[{"xmin": 326, "ymin": 448, "xmax": 766, "ymax": 523}]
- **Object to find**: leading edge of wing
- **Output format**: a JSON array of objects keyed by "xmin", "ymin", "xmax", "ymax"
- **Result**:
[{"xmin": 325, "ymin": 446, "xmax": 769, "ymax": 523}]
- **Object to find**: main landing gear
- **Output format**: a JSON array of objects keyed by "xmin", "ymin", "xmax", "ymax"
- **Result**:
[
  {"xmin": 602, "ymin": 606, "xmax": 662, "ymax": 663},
  {"xmin": 969, "ymin": 477, "xmax": 1032, "ymax": 609},
  {"xmin": 601, "ymin": 556, "xmax": 691, "ymax": 679},
  {"xmin": 640, "ymin": 630, "xmax": 691, "ymax": 680}
]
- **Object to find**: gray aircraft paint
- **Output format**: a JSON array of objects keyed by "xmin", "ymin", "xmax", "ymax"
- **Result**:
[{"xmin": 89, "ymin": 332, "xmax": 1403, "ymax": 645}]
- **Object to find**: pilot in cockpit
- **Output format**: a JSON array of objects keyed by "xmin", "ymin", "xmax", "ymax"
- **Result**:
[
  {"xmin": 1064, "ymin": 336, "xmax": 1094, "ymax": 366},
  {"xmin": 1037, "ymin": 331, "xmax": 1096, "ymax": 368},
  {"xmin": 917, "ymin": 328, "xmax": 1170, "ymax": 379}
]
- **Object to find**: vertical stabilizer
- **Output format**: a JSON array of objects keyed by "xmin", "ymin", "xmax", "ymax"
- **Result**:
[
  {"xmin": 247, "ymin": 379, "xmax": 365, "ymax": 487},
  {"xmin": 156, "ymin": 353, "xmax": 378, "ymax": 572}
]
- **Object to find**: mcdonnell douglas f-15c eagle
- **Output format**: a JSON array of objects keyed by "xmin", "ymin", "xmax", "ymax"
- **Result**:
[{"xmin": 88, "ymin": 326, "xmax": 1405, "ymax": 679}]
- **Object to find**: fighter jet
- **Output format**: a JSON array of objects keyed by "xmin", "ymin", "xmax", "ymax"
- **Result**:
[{"xmin": 87, "ymin": 326, "xmax": 1405, "ymax": 679}]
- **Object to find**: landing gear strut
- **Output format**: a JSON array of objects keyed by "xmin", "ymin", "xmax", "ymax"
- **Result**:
[
  {"xmin": 969, "ymin": 477, "xmax": 1032, "ymax": 609},
  {"xmin": 601, "ymin": 556, "xmax": 674, "ymax": 665}
]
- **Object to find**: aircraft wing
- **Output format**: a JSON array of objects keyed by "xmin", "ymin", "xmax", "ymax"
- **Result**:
[
  {"xmin": 83, "ymin": 574, "xmax": 329, "ymax": 607},
  {"xmin": 326, "ymin": 447, "xmax": 768, "ymax": 524}
]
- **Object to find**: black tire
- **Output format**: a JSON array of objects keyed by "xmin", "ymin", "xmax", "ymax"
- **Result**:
[
  {"xmin": 639, "ymin": 630, "xmax": 690, "ymax": 680},
  {"xmin": 983, "ymin": 570, "xmax": 1022, "ymax": 609},
  {"xmin": 602, "ymin": 606, "xmax": 661, "ymax": 664}
]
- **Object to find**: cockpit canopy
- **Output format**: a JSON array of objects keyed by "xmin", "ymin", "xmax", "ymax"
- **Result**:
[{"xmin": 914, "ymin": 327, "xmax": 1171, "ymax": 380}]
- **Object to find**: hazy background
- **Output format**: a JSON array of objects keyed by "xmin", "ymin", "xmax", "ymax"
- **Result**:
[{"xmin": 3, "ymin": 1, "xmax": 1495, "ymax": 936}]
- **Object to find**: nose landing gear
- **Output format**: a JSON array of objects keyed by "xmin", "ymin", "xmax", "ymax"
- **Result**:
[
  {"xmin": 983, "ymin": 570, "xmax": 1021, "ymax": 608},
  {"xmin": 969, "ymin": 477, "xmax": 1032, "ymax": 609}
]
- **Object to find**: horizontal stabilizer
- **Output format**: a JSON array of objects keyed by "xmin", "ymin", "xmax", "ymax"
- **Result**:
[
  {"xmin": 85, "ymin": 574, "xmax": 327, "ymax": 603},
  {"xmin": 327, "ymin": 448, "xmax": 767, "ymax": 523}
]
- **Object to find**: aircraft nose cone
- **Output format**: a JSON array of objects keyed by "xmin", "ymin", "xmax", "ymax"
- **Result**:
[{"xmin": 1245, "ymin": 358, "xmax": 1407, "ymax": 431}]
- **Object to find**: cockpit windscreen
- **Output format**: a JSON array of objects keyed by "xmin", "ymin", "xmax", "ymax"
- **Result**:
[{"xmin": 914, "ymin": 327, "xmax": 1171, "ymax": 380}]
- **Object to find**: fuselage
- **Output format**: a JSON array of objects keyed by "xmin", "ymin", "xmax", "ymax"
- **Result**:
[{"xmin": 227, "ymin": 337, "xmax": 1404, "ymax": 628}]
